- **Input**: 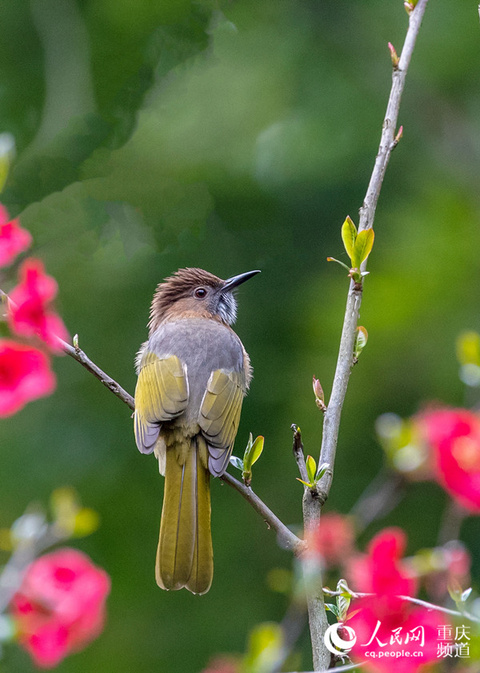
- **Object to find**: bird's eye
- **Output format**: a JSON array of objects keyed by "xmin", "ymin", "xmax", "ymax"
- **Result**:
[{"xmin": 194, "ymin": 287, "xmax": 207, "ymax": 299}]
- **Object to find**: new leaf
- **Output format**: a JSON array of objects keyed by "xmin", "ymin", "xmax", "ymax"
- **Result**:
[
  {"xmin": 352, "ymin": 228, "xmax": 374, "ymax": 269},
  {"xmin": 341, "ymin": 216, "xmax": 357, "ymax": 261}
]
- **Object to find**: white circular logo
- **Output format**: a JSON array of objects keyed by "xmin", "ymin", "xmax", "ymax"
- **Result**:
[{"xmin": 324, "ymin": 623, "xmax": 357, "ymax": 655}]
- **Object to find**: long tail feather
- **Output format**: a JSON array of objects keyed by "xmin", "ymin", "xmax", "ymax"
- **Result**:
[
  {"xmin": 186, "ymin": 437, "xmax": 213, "ymax": 594},
  {"xmin": 156, "ymin": 438, "xmax": 213, "ymax": 594}
]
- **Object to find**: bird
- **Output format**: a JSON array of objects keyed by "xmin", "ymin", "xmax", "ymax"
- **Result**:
[{"xmin": 133, "ymin": 267, "xmax": 259, "ymax": 594}]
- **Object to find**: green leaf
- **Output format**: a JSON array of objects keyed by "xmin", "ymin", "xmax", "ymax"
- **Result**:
[
  {"xmin": 306, "ymin": 455, "xmax": 316, "ymax": 484},
  {"xmin": 352, "ymin": 228, "xmax": 374, "ymax": 268},
  {"xmin": 242, "ymin": 435, "xmax": 264, "ymax": 485},
  {"xmin": 229, "ymin": 455, "xmax": 244, "ymax": 471},
  {"xmin": 336, "ymin": 579, "xmax": 351, "ymax": 621},
  {"xmin": 325, "ymin": 603, "xmax": 340, "ymax": 618},
  {"xmin": 248, "ymin": 436, "xmax": 265, "ymax": 468},
  {"xmin": 461, "ymin": 587, "xmax": 473, "ymax": 602},
  {"xmin": 315, "ymin": 462, "xmax": 329, "ymax": 481},
  {"xmin": 242, "ymin": 433, "xmax": 253, "ymax": 469},
  {"xmin": 354, "ymin": 326, "xmax": 368, "ymax": 360},
  {"xmin": 341, "ymin": 216, "xmax": 357, "ymax": 261}
]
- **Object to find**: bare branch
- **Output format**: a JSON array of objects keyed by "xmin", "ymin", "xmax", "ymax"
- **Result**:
[
  {"xmin": 0, "ymin": 288, "xmax": 135, "ymax": 410},
  {"xmin": 303, "ymin": 3, "xmax": 430, "ymax": 669},
  {"xmin": 220, "ymin": 470, "xmax": 305, "ymax": 556},
  {"xmin": 292, "ymin": 424, "xmax": 309, "ymax": 483},
  {"xmin": 323, "ymin": 588, "xmax": 480, "ymax": 624},
  {"xmin": 317, "ymin": 0, "xmax": 430, "ymax": 502},
  {"xmin": 61, "ymin": 336, "xmax": 135, "ymax": 410}
]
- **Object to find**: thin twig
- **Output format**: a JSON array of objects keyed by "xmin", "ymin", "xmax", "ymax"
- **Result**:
[
  {"xmin": 323, "ymin": 588, "xmax": 480, "ymax": 624},
  {"xmin": 0, "ymin": 288, "xmax": 135, "ymax": 410},
  {"xmin": 304, "ymin": 3, "xmax": 430, "ymax": 669},
  {"xmin": 62, "ymin": 336, "xmax": 135, "ymax": 410},
  {"xmin": 317, "ymin": 0, "xmax": 430, "ymax": 504},
  {"xmin": 220, "ymin": 471, "xmax": 305, "ymax": 555},
  {"xmin": 292, "ymin": 424, "xmax": 309, "ymax": 484}
]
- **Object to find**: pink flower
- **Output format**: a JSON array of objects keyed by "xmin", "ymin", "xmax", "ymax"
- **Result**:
[
  {"xmin": 420, "ymin": 408, "xmax": 480, "ymax": 512},
  {"xmin": 347, "ymin": 529, "xmax": 443, "ymax": 673},
  {"xmin": 306, "ymin": 512, "xmax": 355, "ymax": 568},
  {"xmin": 0, "ymin": 340, "xmax": 56, "ymax": 416},
  {"xmin": 0, "ymin": 205, "xmax": 32, "ymax": 267},
  {"xmin": 10, "ymin": 548, "xmax": 110, "ymax": 669},
  {"xmin": 348, "ymin": 528, "xmax": 417, "ymax": 614},
  {"xmin": 8, "ymin": 258, "xmax": 69, "ymax": 352}
]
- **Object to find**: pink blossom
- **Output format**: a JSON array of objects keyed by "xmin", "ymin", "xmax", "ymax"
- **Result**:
[
  {"xmin": 420, "ymin": 408, "xmax": 480, "ymax": 512},
  {"xmin": 306, "ymin": 512, "xmax": 355, "ymax": 568},
  {"xmin": 11, "ymin": 548, "xmax": 110, "ymax": 669},
  {"xmin": 0, "ymin": 340, "xmax": 56, "ymax": 416},
  {"xmin": 0, "ymin": 205, "xmax": 32, "ymax": 267},
  {"xmin": 8, "ymin": 258, "xmax": 69, "ymax": 352},
  {"xmin": 348, "ymin": 529, "xmax": 443, "ymax": 673}
]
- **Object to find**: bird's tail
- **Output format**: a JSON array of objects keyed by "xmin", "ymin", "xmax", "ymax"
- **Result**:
[{"xmin": 156, "ymin": 436, "xmax": 213, "ymax": 595}]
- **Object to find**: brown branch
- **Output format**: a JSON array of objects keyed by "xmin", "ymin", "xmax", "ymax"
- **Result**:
[
  {"xmin": 220, "ymin": 470, "xmax": 305, "ymax": 556},
  {"xmin": 292, "ymin": 424, "xmax": 309, "ymax": 484},
  {"xmin": 304, "ymin": 3, "xmax": 430, "ymax": 670},
  {"xmin": 0, "ymin": 289, "xmax": 135, "ymax": 410},
  {"xmin": 62, "ymin": 335, "xmax": 135, "ymax": 410},
  {"xmin": 317, "ymin": 0, "xmax": 430, "ymax": 504}
]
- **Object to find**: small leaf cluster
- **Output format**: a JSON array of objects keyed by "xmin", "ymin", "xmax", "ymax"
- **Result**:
[
  {"xmin": 230, "ymin": 433, "xmax": 265, "ymax": 486},
  {"xmin": 328, "ymin": 216, "xmax": 374, "ymax": 286},
  {"xmin": 297, "ymin": 455, "xmax": 329, "ymax": 489},
  {"xmin": 325, "ymin": 579, "xmax": 360, "ymax": 622}
]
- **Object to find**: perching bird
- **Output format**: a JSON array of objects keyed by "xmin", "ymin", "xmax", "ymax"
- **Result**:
[{"xmin": 134, "ymin": 267, "xmax": 259, "ymax": 594}]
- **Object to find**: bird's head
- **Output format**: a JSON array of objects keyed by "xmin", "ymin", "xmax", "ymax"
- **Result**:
[{"xmin": 149, "ymin": 267, "xmax": 260, "ymax": 332}]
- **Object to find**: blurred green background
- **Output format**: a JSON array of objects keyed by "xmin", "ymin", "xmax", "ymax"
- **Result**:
[{"xmin": 1, "ymin": 0, "xmax": 480, "ymax": 670}]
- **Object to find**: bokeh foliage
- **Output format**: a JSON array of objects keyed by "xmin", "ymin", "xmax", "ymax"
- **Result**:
[{"xmin": 1, "ymin": 1, "xmax": 480, "ymax": 671}]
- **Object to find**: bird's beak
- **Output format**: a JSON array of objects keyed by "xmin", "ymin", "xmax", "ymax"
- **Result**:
[{"xmin": 223, "ymin": 270, "xmax": 261, "ymax": 292}]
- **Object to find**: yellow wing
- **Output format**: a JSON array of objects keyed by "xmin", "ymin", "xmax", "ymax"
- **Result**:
[
  {"xmin": 134, "ymin": 353, "xmax": 188, "ymax": 454},
  {"xmin": 199, "ymin": 369, "xmax": 245, "ymax": 476}
]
